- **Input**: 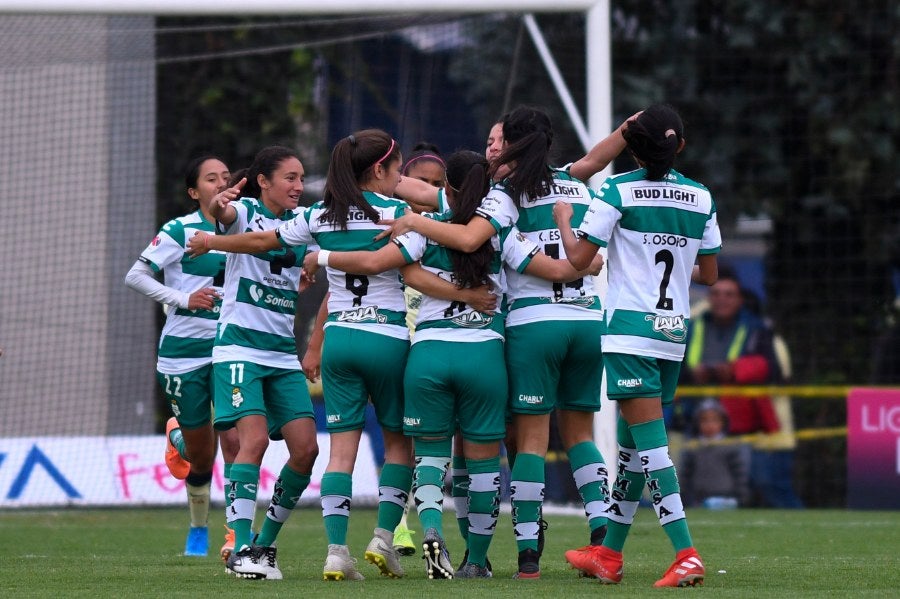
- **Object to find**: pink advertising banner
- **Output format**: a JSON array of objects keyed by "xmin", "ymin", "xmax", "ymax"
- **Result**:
[{"xmin": 847, "ymin": 387, "xmax": 900, "ymax": 510}]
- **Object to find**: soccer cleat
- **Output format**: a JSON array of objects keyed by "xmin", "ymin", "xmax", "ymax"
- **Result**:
[
  {"xmin": 565, "ymin": 524, "xmax": 609, "ymax": 556},
  {"xmin": 220, "ymin": 525, "xmax": 235, "ymax": 562},
  {"xmin": 164, "ymin": 417, "xmax": 190, "ymax": 480},
  {"xmin": 421, "ymin": 528, "xmax": 453, "ymax": 580},
  {"xmin": 654, "ymin": 548, "xmax": 705, "ymax": 587},
  {"xmin": 364, "ymin": 528, "xmax": 405, "ymax": 578},
  {"xmin": 392, "ymin": 524, "xmax": 416, "ymax": 556},
  {"xmin": 323, "ymin": 544, "xmax": 365, "ymax": 581},
  {"xmin": 513, "ymin": 548, "xmax": 540, "ymax": 579},
  {"xmin": 455, "ymin": 561, "xmax": 493, "ymax": 579},
  {"xmin": 564, "ymin": 545, "xmax": 623, "ymax": 584},
  {"xmin": 184, "ymin": 525, "xmax": 209, "ymax": 557},
  {"xmin": 458, "ymin": 549, "xmax": 492, "ymax": 574},
  {"xmin": 226, "ymin": 544, "xmax": 282, "ymax": 580}
]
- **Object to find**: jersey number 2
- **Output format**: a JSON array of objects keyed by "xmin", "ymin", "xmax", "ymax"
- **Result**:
[{"xmin": 655, "ymin": 249, "xmax": 674, "ymax": 310}]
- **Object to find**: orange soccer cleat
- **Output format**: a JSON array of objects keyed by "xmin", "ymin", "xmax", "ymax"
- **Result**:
[
  {"xmin": 564, "ymin": 545, "xmax": 623, "ymax": 584},
  {"xmin": 654, "ymin": 548, "xmax": 705, "ymax": 588},
  {"xmin": 164, "ymin": 417, "xmax": 190, "ymax": 480},
  {"xmin": 221, "ymin": 525, "xmax": 236, "ymax": 562}
]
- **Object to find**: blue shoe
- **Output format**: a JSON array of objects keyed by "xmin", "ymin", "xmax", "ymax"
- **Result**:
[{"xmin": 184, "ymin": 526, "xmax": 209, "ymax": 557}]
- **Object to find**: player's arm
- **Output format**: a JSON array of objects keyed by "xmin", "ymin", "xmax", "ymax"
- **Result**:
[
  {"xmin": 379, "ymin": 212, "xmax": 496, "ymax": 253},
  {"xmin": 400, "ymin": 263, "xmax": 497, "ymax": 315},
  {"xmin": 187, "ymin": 229, "xmax": 280, "ymax": 257},
  {"xmin": 692, "ymin": 254, "xmax": 718, "ymax": 286},
  {"xmin": 305, "ymin": 242, "xmax": 407, "ymax": 278},
  {"xmin": 124, "ymin": 260, "xmax": 218, "ymax": 310},
  {"xmin": 209, "ymin": 177, "xmax": 246, "ymax": 226},
  {"xmin": 396, "ymin": 176, "xmax": 441, "ymax": 212},
  {"xmin": 567, "ymin": 113, "xmax": 638, "ymax": 182},
  {"xmin": 301, "ymin": 292, "xmax": 328, "ymax": 383},
  {"xmin": 552, "ymin": 201, "xmax": 601, "ymax": 270},
  {"xmin": 524, "ymin": 251, "xmax": 603, "ymax": 283}
]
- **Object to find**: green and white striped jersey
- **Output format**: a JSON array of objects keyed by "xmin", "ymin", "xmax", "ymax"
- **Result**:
[
  {"xmin": 139, "ymin": 210, "xmax": 225, "ymax": 374},
  {"xmin": 213, "ymin": 198, "xmax": 306, "ymax": 370},
  {"xmin": 475, "ymin": 167, "xmax": 603, "ymax": 327},
  {"xmin": 576, "ymin": 168, "xmax": 722, "ymax": 360},
  {"xmin": 277, "ymin": 191, "xmax": 410, "ymax": 340},
  {"xmin": 393, "ymin": 212, "xmax": 540, "ymax": 344}
]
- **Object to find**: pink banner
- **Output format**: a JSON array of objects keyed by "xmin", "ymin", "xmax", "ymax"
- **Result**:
[{"xmin": 847, "ymin": 387, "xmax": 900, "ymax": 510}]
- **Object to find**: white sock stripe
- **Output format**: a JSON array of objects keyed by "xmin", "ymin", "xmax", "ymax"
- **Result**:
[
  {"xmin": 510, "ymin": 480, "xmax": 544, "ymax": 502},
  {"xmin": 378, "ymin": 485, "xmax": 409, "ymax": 508},
  {"xmin": 654, "ymin": 492, "xmax": 686, "ymax": 526},
  {"xmin": 227, "ymin": 497, "xmax": 255, "ymax": 524},
  {"xmin": 639, "ymin": 446, "xmax": 673, "ymax": 472},
  {"xmin": 267, "ymin": 503, "xmax": 292, "ymax": 523},
  {"xmin": 468, "ymin": 512, "xmax": 498, "ymax": 536},
  {"xmin": 413, "ymin": 484, "xmax": 444, "ymax": 514},
  {"xmin": 605, "ymin": 499, "xmax": 639, "ymax": 525},
  {"xmin": 453, "ymin": 495, "xmax": 469, "ymax": 518},
  {"xmin": 321, "ymin": 494, "xmax": 352, "ymax": 517},
  {"xmin": 469, "ymin": 471, "xmax": 500, "ymax": 493},
  {"xmin": 572, "ymin": 463, "xmax": 607, "ymax": 489},
  {"xmin": 513, "ymin": 521, "xmax": 539, "ymax": 541},
  {"xmin": 618, "ymin": 446, "xmax": 643, "ymax": 473},
  {"xmin": 584, "ymin": 499, "xmax": 608, "ymax": 520}
]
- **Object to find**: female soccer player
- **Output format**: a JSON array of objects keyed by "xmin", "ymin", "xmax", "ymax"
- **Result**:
[
  {"xmin": 194, "ymin": 145, "xmax": 318, "ymax": 581},
  {"xmin": 124, "ymin": 154, "xmax": 240, "ymax": 559},
  {"xmin": 381, "ymin": 106, "xmax": 616, "ymax": 578},
  {"xmin": 308, "ymin": 149, "xmax": 601, "ymax": 580},
  {"xmin": 553, "ymin": 103, "xmax": 720, "ymax": 587},
  {"xmin": 403, "ymin": 142, "xmax": 446, "ymax": 188},
  {"xmin": 188, "ymin": 130, "xmax": 491, "ymax": 582}
]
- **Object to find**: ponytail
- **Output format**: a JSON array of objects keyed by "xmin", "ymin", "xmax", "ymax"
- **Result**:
[
  {"xmin": 445, "ymin": 151, "xmax": 494, "ymax": 289},
  {"xmin": 494, "ymin": 106, "xmax": 555, "ymax": 205},
  {"xmin": 623, "ymin": 103, "xmax": 684, "ymax": 181}
]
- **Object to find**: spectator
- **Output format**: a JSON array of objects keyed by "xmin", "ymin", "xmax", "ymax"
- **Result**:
[
  {"xmin": 680, "ymin": 398, "xmax": 750, "ymax": 508},
  {"xmin": 681, "ymin": 267, "xmax": 804, "ymax": 507}
]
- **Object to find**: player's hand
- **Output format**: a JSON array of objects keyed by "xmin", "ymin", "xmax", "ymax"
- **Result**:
[
  {"xmin": 461, "ymin": 284, "xmax": 497, "ymax": 315},
  {"xmin": 301, "ymin": 346, "xmax": 322, "ymax": 382},
  {"xmin": 302, "ymin": 251, "xmax": 320, "ymax": 278},
  {"xmin": 187, "ymin": 287, "xmax": 220, "ymax": 311},
  {"xmin": 588, "ymin": 253, "xmax": 605, "ymax": 276},
  {"xmin": 210, "ymin": 177, "xmax": 246, "ymax": 217},
  {"xmin": 374, "ymin": 208, "xmax": 414, "ymax": 241},
  {"xmin": 552, "ymin": 200, "xmax": 574, "ymax": 228},
  {"xmin": 186, "ymin": 231, "xmax": 212, "ymax": 257},
  {"xmin": 299, "ymin": 268, "xmax": 316, "ymax": 293}
]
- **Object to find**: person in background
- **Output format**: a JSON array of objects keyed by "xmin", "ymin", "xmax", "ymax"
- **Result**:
[
  {"xmin": 680, "ymin": 268, "xmax": 798, "ymax": 506},
  {"xmin": 124, "ymin": 154, "xmax": 240, "ymax": 559},
  {"xmin": 679, "ymin": 398, "xmax": 750, "ymax": 508}
]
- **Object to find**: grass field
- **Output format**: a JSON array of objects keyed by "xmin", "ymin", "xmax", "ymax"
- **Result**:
[{"xmin": 3, "ymin": 506, "xmax": 899, "ymax": 598}]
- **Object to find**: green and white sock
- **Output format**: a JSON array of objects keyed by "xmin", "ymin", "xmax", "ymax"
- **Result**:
[
  {"xmin": 567, "ymin": 441, "xmax": 609, "ymax": 536},
  {"xmin": 465, "ymin": 455, "xmax": 500, "ymax": 567},
  {"xmin": 255, "ymin": 465, "xmax": 310, "ymax": 547},
  {"xmin": 451, "ymin": 454, "xmax": 470, "ymax": 541},
  {"xmin": 412, "ymin": 438, "xmax": 451, "ymax": 534},
  {"xmin": 631, "ymin": 418, "xmax": 693, "ymax": 552},
  {"xmin": 227, "ymin": 463, "xmax": 259, "ymax": 549},
  {"xmin": 377, "ymin": 463, "xmax": 413, "ymax": 532},
  {"xmin": 510, "ymin": 452, "xmax": 545, "ymax": 553},
  {"xmin": 320, "ymin": 471, "xmax": 352, "ymax": 545}
]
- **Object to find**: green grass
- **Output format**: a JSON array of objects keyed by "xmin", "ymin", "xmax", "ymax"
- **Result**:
[{"xmin": 2, "ymin": 507, "xmax": 899, "ymax": 597}]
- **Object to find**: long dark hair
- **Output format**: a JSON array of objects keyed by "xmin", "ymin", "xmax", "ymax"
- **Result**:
[
  {"xmin": 495, "ymin": 105, "xmax": 555, "ymax": 206},
  {"xmin": 623, "ymin": 103, "xmax": 684, "ymax": 181},
  {"xmin": 322, "ymin": 129, "xmax": 400, "ymax": 230},
  {"xmin": 242, "ymin": 146, "xmax": 299, "ymax": 199},
  {"xmin": 402, "ymin": 142, "xmax": 445, "ymax": 176},
  {"xmin": 445, "ymin": 150, "xmax": 494, "ymax": 289}
]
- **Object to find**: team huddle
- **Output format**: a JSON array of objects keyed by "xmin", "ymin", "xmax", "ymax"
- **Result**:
[{"xmin": 125, "ymin": 104, "xmax": 721, "ymax": 587}]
